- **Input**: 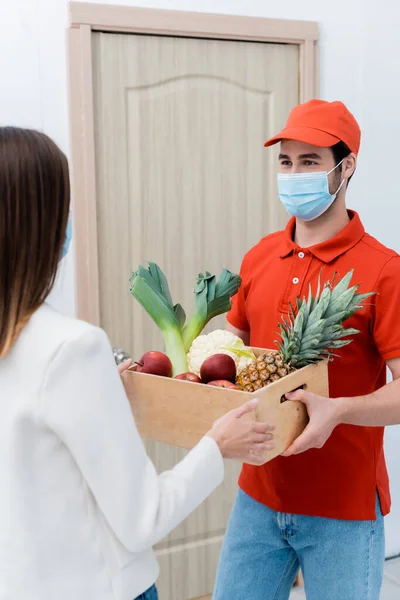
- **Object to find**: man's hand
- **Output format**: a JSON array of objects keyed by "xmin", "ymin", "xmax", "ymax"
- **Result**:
[
  {"xmin": 281, "ymin": 389, "xmax": 343, "ymax": 456},
  {"xmin": 117, "ymin": 359, "xmax": 133, "ymax": 375}
]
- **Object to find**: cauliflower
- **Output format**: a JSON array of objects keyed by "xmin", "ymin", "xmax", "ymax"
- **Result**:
[{"xmin": 187, "ymin": 329, "xmax": 256, "ymax": 377}]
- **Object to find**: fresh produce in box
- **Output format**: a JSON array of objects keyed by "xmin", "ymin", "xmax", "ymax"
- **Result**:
[
  {"xmin": 207, "ymin": 380, "xmax": 239, "ymax": 390},
  {"xmin": 174, "ymin": 373, "xmax": 202, "ymax": 383},
  {"xmin": 200, "ymin": 354, "xmax": 237, "ymax": 384},
  {"xmin": 129, "ymin": 263, "xmax": 241, "ymax": 377},
  {"xmin": 187, "ymin": 329, "xmax": 256, "ymax": 376},
  {"xmin": 181, "ymin": 269, "xmax": 242, "ymax": 351},
  {"xmin": 129, "ymin": 263, "xmax": 374, "ymax": 388},
  {"xmin": 129, "ymin": 263, "xmax": 188, "ymax": 376},
  {"xmin": 134, "ymin": 351, "xmax": 172, "ymax": 377}
]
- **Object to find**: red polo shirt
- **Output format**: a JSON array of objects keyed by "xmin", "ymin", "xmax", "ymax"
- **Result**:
[{"xmin": 228, "ymin": 211, "xmax": 400, "ymax": 520}]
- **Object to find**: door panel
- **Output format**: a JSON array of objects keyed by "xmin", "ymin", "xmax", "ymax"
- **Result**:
[{"xmin": 92, "ymin": 31, "xmax": 299, "ymax": 599}]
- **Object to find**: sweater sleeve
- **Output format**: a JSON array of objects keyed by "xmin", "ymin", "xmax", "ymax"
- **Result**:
[{"xmin": 40, "ymin": 327, "xmax": 224, "ymax": 553}]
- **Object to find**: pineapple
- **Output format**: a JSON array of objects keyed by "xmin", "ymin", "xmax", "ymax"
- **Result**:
[
  {"xmin": 236, "ymin": 270, "xmax": 374, "ymax": 392},
  {"xmin": 236, "ymin": 352, "xmax": 295, "ymax": 392}
]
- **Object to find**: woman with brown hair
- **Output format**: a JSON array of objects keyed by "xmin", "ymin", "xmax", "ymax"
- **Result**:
[{"xmin": 0, "ymin": 127, "xmax": 274, "ymax": 600}]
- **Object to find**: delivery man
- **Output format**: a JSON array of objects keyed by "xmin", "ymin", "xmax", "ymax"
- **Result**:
[{"xmin": 213, "ymin": 99, "xmax": 400, "ymax": 600}]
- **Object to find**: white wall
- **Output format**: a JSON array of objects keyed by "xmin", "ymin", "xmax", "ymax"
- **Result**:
[
  {"xmin": 1, "ymin": 0, "xmax": 400, "ymax": 554},
  {"xmin": 0, "ymin": 0, "xmax": 370, "ymax": 314},
  {"xmin": 0, "ymin": 0, "xmax": 372, "ymax": 315},
  {"xmin": 360, "ymin": 0, "xmax": 400, "ymax": 557}
]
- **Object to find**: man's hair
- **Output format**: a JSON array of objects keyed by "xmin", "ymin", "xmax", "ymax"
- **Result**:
[
  {"xmin": 0, "ymin": 127, "xmax": 70, "ymax": 357},
  {"xmin": 331, "ymin": 141, "xmax": 353, "ymax": 185}
]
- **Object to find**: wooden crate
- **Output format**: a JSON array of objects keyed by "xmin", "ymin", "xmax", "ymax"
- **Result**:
[{"xmin": 122, "ymin": 349, "xmax": 329, "ymax": 463}]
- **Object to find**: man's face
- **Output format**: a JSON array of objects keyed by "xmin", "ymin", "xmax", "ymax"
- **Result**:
[{"xmin": 278, "ymin": 140, "xmax": 341, "ymax": 195}]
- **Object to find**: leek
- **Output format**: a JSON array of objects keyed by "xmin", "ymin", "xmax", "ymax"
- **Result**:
[
  {"xmin": 182, "ymin": 269, "xmax": 241, "ymax": 351},
  {"xmin": 129, "ymin": 263, "xmax": 188, "ymax": 376}
]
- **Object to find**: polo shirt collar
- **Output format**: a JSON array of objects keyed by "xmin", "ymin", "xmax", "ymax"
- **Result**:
[{"xmin": 279, "ymin": 210, "xmax": 365, "ymax": 263}]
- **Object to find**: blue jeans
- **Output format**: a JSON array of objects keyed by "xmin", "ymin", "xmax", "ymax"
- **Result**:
[
  {"xmin": 213, "ymin": 489, "xmax": 384, "ymax": 600},
  {"xmin": 135, "ymin": 584, "xmax": 158, "ymax": 600}
]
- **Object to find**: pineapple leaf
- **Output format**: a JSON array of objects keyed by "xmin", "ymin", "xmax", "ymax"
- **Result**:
[
  {"xmin": 293, "ymin": 305, "xmax": 306, "ymax": 336},
  {"xmin": 281, "ymin": 315, "xmax": 293, "ymax": 333},
  {"xmin": 353, "ymin": 292, "xmax": 376, "ymax": 305},
  {"xmin": 303, "ymin": 318, "xmax": 327, "ymax": 336},
  {"xmin": 307, "ymin": 286, "xmax": 331, "ymax": 325},
  {"xmin": 300, "ymin": 298, "xmax": 310, "ymax": 332},
  {"xmin": 332, "ymin": 327, "xmax": 360, "ymax": 339},
  {"xmin": 324, "ymin": 310, "xmax": 353, "ymax": 328},
  {"xmin": 326, "ymin": 339, "xmax": 353, "ymax": 349},
  {"xmin": 329, "ymin": 270, "xmax": 354, "ymax": 303},
  {"xmin": 315, "ymin": 270, "xmax": 322, "ymax": 299},
  {"xmin": 306, "ymin": 283, "xmax": 313, "ymax": 311},
  {"xmin": 322, "ymin": 323, "xmax": 345, "ymax": 336},
  {"xmin": 324, "ymin": 285, "xmax": 358, "ymax": 318},
  {"xmin": 289, "ymin": 302, "xmax": 297, "ymax": 322},
  {"xmin": 327, "ymin": 290, "xmax": 375, "ymax": 321},
  {"xmin": 278, "ymin": 323, "xmax": 290, "ymax": 345},
  {"xmin": 291, "ymin": 351, "xmax": 322, "ymax": 366},
  {"xmin": 308, "ymin": 274, "xmax": 321, "ymax": 313},
  {"xmin": 300, "ymin": 337, "xmax": 322, "ymax": 352}
]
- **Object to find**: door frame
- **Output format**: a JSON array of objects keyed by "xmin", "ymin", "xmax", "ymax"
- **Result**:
[{"xmin": 67, "ymin": 2, "xmax": 319, "ymax": 325}]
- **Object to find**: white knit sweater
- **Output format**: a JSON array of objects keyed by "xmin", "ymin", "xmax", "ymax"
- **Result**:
[{"xmin": 0, "ymin": 304, "xmax": 224, "ymax": 599}]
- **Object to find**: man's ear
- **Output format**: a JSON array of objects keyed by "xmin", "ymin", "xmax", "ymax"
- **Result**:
[{"xmin": 344, "ymin": 153, "xmax": 357, "ymax": 179}]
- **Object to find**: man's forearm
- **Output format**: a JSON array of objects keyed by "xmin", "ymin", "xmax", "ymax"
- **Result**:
[{"xmin": 338, "ymin": 377, "xmax": 400, "ymax": 427}]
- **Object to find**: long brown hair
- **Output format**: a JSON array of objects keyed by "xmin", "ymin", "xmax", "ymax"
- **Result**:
[{"xmin": 0, "ymin": 127, "xmax": 70, "ymax": 357}]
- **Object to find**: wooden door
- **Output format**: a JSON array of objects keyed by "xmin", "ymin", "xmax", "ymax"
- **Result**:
[{"xmin": 91, "ymin": 31, "xmax": 299, "ymax": 599}]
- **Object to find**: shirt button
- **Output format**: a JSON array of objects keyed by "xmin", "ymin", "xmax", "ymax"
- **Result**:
[
  {"xmin": 298, "ymin": 252, "xmax": 305, "ymax": 258},
  {"xmin": 292, "ymin": 277, "xmax": 299, "ymax": 284}
]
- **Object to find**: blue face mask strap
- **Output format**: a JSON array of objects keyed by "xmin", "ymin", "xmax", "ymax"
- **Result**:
[
  {"xmin": 333, "ymin": 177, "xmax": 345, "ymax": 197},
  {"xmin": 327, "ymin": 158, "xmax": 346, "ymax": 196},
  {"xmin": 327, "ymin": 157, "xmax": 345, "ymax": 175},
  {"xmin": 60, "ymin": 215, "xmax": 72, "ymax": 260}
]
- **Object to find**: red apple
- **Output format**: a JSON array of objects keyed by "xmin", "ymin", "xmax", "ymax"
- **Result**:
[
  {"xmin": 207, "ymin": 380, "xmax": 239, "ymax": 390},
  {"xmin": 200, "ymin": 354, "xmax": 237, "ymax": 384},
  {"xmin": 135, "ymin": 351, "xmax": 172, "ymax": 377},
  {"xmin": 174, "ymin": 372, "xmax": 203, "ymax": 383}
]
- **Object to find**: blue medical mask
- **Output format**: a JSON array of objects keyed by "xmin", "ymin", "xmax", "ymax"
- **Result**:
[
  {"xmin": 277, "ymin": 160, "xmax": 345, "ymax": 222},
  {"xmin": 60, "ymin": 215, "xmax": 72, "ymax": 260}
]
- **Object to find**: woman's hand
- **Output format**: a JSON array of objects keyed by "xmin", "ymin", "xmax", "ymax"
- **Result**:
[
  {"xmin": 117, "ymin": 359, "xmax": 133, "ymax": 375},
  {"xmin": 207, "ymin": 399, "xmax": 275, "ymax": 465}
]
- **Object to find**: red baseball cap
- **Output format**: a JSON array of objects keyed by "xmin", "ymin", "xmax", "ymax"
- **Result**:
[{"xmin": 264, "ymin": 99, "xmax": 361, "ymax": 155}]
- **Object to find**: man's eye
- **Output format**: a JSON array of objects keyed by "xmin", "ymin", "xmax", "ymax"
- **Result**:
[
  {"xmin": 303, "ymin": 160, "xmax": 318, "ymax": 166},
  {"xmin": 281, "ymin": 160, "xmax": 292, "ymax": 166}
]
